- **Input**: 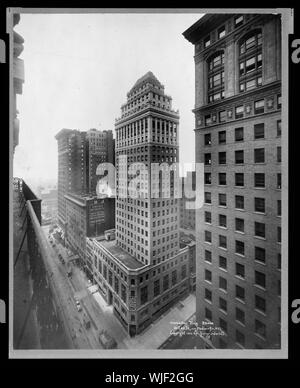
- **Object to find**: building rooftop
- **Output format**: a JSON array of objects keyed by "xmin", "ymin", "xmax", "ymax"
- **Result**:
[
  {"xmin": 94, "ymin": 238, "xmax": 146, "ymax": 270},
  {"xmin": 182, "ymin": 14, "xmax": 229, "ymax": 44},
  {"xmin": 64, "ymin": 192, "xmax": 106, "ymax": 206},
  {"xmin": 128, "ymin": 71, "xmax": 163, "ymax": 95}
]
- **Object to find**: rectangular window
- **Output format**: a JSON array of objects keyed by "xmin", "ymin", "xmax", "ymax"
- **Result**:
[
  {"xmin": 204, "ymin": 153, "xmax": 212, "ymax": 165},
  {"xmin": 277, "ymin": 146, "xmax": 281, "ymax": 163},
  {"xmin": 255, "ymin": 173, "xmax": 265, "ymax": 188},
  {"xmin": 255, "ymin": 197, "xmax": 265, "ymax": 213},
  {"xmin": 219, "ymin": 193, "xmax": 227, "ymax": 207},
  {"xmin": 277, "ymin": 94, "xmax": 282, "ymax": 108},
  {"xmin": 204, "ymin": 35, "xmax": 211, "ymax": 48},
  {"xmin": 277, "ymin": 120, "xmax": 281, "ymax": 137},
  {"xmin": 219, "ymin": 256, "xmax": 227, "ymax": 270},
  {"xmin": 235, "ymin": 127, "xmax": 244, "ymax": 141},
  {"xmin": 205, "ymin": 250, "xmax": 212, "ymax": 263},
  {"xmin": 219, "ymin": 214, "xmax": 227, "ymax": 228},
  {"xmin": 181, "ymin": 264, "xmax": 187, "ymax": 279},
  {"xmin": 236, "ymin": 285, "xmax": 245, "ymax": 301},
  {"xmin": 219, "ymin": 277, "xmax": 227, "ymax": 291},
  {"xmin": 205, "ymin": 269, "xmax": 212, "ymax": 282},
  {"xmin": 235, "ymin": 105, "xmax": 244, "ymax": 119},
  {"xmin": 163, "ymin": 274, "xmax": 169, "ymax": 291},
  {"xmin": 219, "ymin": 152, "xmax": 226, "ymax": 164},
  {"xmin": 236, "ymin": 330, "xmax": 245, "ymax": 347},
  {"xmin": 277, "ymin": 173, "xmax": 281, "ymax": 189},
  {"xmin": 255, "ymin": 319, "xmax": 266, "ymax": 339},
  {"xmin": 245, "ymin": 56, "xmax": 256, "ymax": 73},
  {"xmin": 254, "ymin": 123, "xmax": 265, "ymax": 139},
  {"xmin": 205, "ymin": 308, "xmax": 212, "ymax": 321},
  {"xmin": 235, "ymin": 15, "xmax": 244, "ymax": 28},
  {"xmin": 218, "ymin": 26, "xmax": 226, "ymax": 39},
  {"xmin": 219, "ymin": 318, "xmax": 227, "ymax": 333},
  {"xmin": 205, "ymin": 115, "xmax": 212, "ymax": 125},
  {"xmin": 219, "ymin": 110, "xmax": 226, "ymax": 122},
  {"xmin": 219, "ymin": 297, "xmax": 227, "ymax": 312},
  {"xmin": 153, "ymin": 279, "xmax": 160, "ymax": 297},
  {"xmin": 204, "ymin": 133, "xmax": 211, "ymax": 145},
  {"xmin": 140, "ymin": 286, "xmax": 148, "ymax": 305},
  {"xmin": 205, "ymin": 172, "xmax": 211, "ymax": 184},
  {"xmin": 277, "ymin": 200, "xmax": 281, "ymax": 216},
  {"xmin": 255, "ymin": 222, "xmax": 266, "ymax": 238},
  {"xmin": 254, "ymin": 99, "xmax": 265, "ymax": 114},
  {"xmin": 236, "ymin": 240, "xmax": 245, "ymax": 256},
  {"xmin": 219, "ymin": 235, "xmax": 227, "ymax": 249},
  {"xmin": 254, "ymin": 148, "xmax": 265, "ymax": 163},
  {"xmin": 121, "ymin": 284, "xmax": 127, "ymax": 302},
  {"xmin": 255, "ymin": 246, "xmax": 266, "ymax": 263},
  {"xmin": 235, "ymin": 195, "xmax": 244, "ymax": 210},
  {"xmin": 235, "ymin": 150, "xmax": 244, "ymax": 164},
  {"xmin": 171, "ymin": 270, "xmax": 177, "ymax": 286},
  {"xmin": 235, "ymin": 173, "xmax": 244, "ymax": 187},
  {"xmin": 245, "ymin": 79, "xmax": 256, "ymax": 90},
  {"xmin": 236, "ymin": 308, "xmax": 245, "ymax": 325},
  {"xmin": 205, "ymin": 211, "xmax": 212, "ymax": 224},
  {"xmin": 278, "ymin": 226, "xmax": 281, "ymax": 243},
  {"xmin": 205, "ymin": 288, "xmax": 212, "ymax": 302},
  {"xmin": 255, "ymin": 295, "xmax": 266, "ymax": 313},
  {"xmin": 205, "ymin": 230, "xmax": 212, "ymax": 243},
  {"xmin": 219, "ymin": 173, "xmax": 227, "ymax": 185},
  {"xmin": 235, "ymin": 263, "xmax": 245, "ymax": 279},
  {"xmin": 277, "ymin": 253, "xmax": 281, "ymax": 270},
  {"xmin": 255, "ymin": 270, "xmax": 266, "ymax": 288},
  {"xmin": 204, "ymin": 192, "xmax": 211, "ymax": 204},
  {"xmin": 235, "ymin": 218, "xmax": 245, "ymax": 233},
  {"xmin": 218, "ymin": 131, "xmax": 226, "ymax": 144}
]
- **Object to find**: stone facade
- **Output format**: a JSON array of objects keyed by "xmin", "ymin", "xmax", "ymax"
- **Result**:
[{"xmin": 184, "ymin": 13, "xmax": 282, "ymax": 349}]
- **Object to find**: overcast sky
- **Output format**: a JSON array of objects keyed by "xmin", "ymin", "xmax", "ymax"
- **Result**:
[{"xmin": 14, "ymin": 12, "xmax": 203, "ymax": 189}]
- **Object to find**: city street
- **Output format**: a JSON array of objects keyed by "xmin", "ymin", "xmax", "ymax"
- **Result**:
[
  {"xmin": 42, "ymin": 225, "xmax": 197, "ymax": 350},
  {"xmin": 42, "ymin": 225, "xmax": 101, "ymax": 349},
  {"xmin": 43, "ymin": 225, "xmax": 128, "ymax": 349}
]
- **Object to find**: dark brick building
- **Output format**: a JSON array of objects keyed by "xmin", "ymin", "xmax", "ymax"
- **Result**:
[
  {"xmin": 65, "ymin": 193, "xmax": 115, "ymax": 262},
  {"xmin": 55, "ymin": 128, "xmax": 115, "ymax": 230}
]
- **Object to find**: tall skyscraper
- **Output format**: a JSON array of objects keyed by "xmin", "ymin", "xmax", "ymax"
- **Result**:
[
  {"xmin": 86, "ymin": 128, "xmax": 114, "ymax": 195},
  {"xmin": 55, "ymin": 128, "xmax": 115, "ymax": 230},
  {"xmin": 183, "ymin": 14, "xmax": 282, "ymax": 349},
  {"xmin": 87, "ymin": 72, "xmax": 193, "ymax": 336},
  {"xmin": 115, "ymin": 71, "xmax": 180, "ymax": 265},
  {"xmin": 55, "ymin": 129, "xmax": 87, "ymax": 229},
  {"xmin": 12, "ymin": 13, "xmax": 25, "ymax": 154}
]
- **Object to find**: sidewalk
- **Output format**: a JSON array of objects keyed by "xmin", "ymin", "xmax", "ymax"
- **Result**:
[
  {"xmin": 122, "ymin": 294, "xmax": 196, "ymax": 349},
  {"xmin": 86, "ymin": 278, "xmax": 196, "ymax": 349},
  {"xmin": 59, "ymin": 251, "xmax": 196, "ymax": 350}
]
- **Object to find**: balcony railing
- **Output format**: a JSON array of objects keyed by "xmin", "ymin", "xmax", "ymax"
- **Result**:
[{"xmin": 13, "ymin": 178, "xmax": 78, "ymax": 349}]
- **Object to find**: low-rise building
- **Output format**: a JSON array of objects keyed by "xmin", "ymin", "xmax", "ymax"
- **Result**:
[
  {"xmin": 65, "ymin": 193, "xmax": 115, "ymax": 263},
  {"xmin": 86, "ymin": 234, "xmax": 192, "ymax": 337}
]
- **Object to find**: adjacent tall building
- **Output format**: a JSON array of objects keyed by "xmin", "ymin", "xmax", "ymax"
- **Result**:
[
  {"xmin": 88, "ymin": 72, "xmax": 193, "ymax": 336},
  {"xmin": 12, "ymin": 13, "xmax": 25, "ymax": 154},
  {"xmin": 183, "ymin": 14, "xmax": 281, "ymax": 349},
  {"xmin": 180, "ymin": 171, "xmax": 196, "ymax": 230},
  {"xmin": 55, "ymin": 128, "xmax": 114, "ymax": 230}
]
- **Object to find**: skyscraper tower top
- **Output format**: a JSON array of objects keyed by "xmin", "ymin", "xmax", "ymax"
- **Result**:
[{"xmin": 117, "ymin": 71, "xmax": 178, "ymax": 123}]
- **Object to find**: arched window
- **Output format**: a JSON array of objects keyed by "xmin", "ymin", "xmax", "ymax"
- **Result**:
[
  {"xmin": 207, "ymin": 51, "xmax": 225, "ymax": 103},
  {"xmin": 239, "ymin": 30, "xmax": 263, "ymax": 92}
]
